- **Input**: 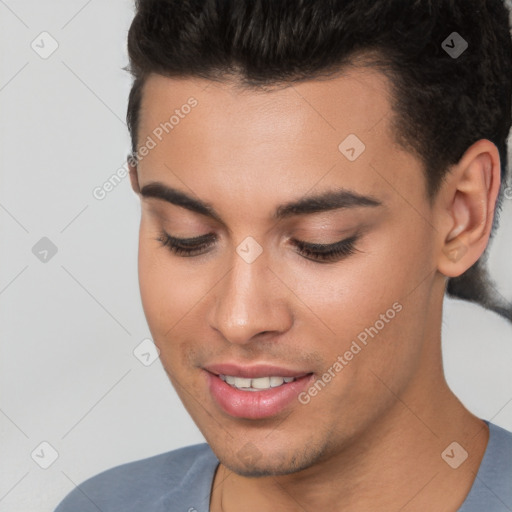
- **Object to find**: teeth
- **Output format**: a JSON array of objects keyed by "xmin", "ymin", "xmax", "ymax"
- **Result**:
[
  {"xmin": 219, "ymin": 374, "xmax": 297, "ymax": 390},
  {"xmin": 270, "ymin": 376, "xmax": 285, "ymax": 387},
  {"xmin": 251, "ymin": 376, "xmax": 270, "ymax": 389},
  {"xmin": 234, "ymin": 377, "xmax": 251, "ymax": 388}
]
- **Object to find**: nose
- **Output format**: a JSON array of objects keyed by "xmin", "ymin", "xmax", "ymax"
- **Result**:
[{"xmin": 208, "ymin": 250, "xmax": 293, "ymax": 345}]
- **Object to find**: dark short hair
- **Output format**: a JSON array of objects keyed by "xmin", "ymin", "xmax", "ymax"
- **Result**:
[{"xmin": 126, "ymin": 0, "xmax": 512, "ymax": 320}]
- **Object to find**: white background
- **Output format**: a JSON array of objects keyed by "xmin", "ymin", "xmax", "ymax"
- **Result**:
[{"xmin": 0, "ymin": 1, "xmax": 511, "ymax": 511}]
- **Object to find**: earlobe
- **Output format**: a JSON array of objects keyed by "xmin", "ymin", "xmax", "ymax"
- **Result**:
[
  {"xmin": 437, "ymin": 139, "xmax": 500, "ymax": 278},
  {"xmin": 442, "ymin": 237, "xmax": 469, "ymax": 267}
]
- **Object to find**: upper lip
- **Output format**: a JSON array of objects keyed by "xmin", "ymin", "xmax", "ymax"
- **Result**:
[{"xmin": 204, "ymin": 363, "xmax": 311, "ymax": 379}]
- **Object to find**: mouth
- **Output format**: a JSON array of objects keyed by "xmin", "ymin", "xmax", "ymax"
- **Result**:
[{"xmin": 203, "ymin": 363, "xmax": 314, "ymax": 419}]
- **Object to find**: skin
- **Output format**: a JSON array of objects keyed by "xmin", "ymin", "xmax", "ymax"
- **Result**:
[{"xmin": 128, "ymin": 68, "xmax": 499, "ymax": 511}]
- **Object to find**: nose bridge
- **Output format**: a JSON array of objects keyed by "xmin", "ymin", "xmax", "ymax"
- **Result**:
[{"xmin": 209, "ymin": 247, "xmax": 291, "ymax": 344}]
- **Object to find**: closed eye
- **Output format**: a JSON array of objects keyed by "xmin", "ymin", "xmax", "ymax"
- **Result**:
[
  {"xmin": 156, "ymin": 231, "xmax": 360, "ymax": 263},
  {"xmin": 290, "ymin": 234, "xmax": 359, "ymax": 262}
]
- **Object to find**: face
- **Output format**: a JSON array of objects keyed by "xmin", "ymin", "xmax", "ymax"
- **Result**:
[{"xmin": 131, "ymin": 69, "xmax": 444, "ymax": 476}]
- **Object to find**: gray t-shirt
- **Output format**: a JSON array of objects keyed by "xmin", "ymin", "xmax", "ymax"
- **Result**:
[{"xmin": 55, "ymin": 420, "xmax": 511, "ymax": 511}]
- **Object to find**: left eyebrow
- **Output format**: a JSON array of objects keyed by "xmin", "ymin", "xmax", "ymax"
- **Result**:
[
  {"xmin": 273, "ymin": 188, "xmax": 382, "ymax": 220},
  {"xmin": 139, "ymin": 181, "xmax": 382, "ymax": 223}
]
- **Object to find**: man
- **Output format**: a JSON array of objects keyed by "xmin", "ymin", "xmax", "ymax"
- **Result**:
[{"xmin": 55, "ymin": 0, "xmax": 512, "ymax": 510}]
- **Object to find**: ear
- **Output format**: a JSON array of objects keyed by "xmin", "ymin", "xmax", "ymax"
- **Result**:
[
  {"xmin": 435, "ymin": 139, "xmax": 501, "ymax": 278},
  {"xmin": 127, "ymin": 154, "xmax": 141, "ymax": 195}
]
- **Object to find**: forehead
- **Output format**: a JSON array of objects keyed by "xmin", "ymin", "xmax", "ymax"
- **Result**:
[
  {"xmin": 139, "ymin": 67, "xmax": 393, "ymax": 146},
  {"xmin": 136, "ymin": 68, "xmax": 422, "ymax": 219}
]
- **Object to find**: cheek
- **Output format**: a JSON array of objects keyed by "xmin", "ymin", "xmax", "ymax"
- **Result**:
[
  {"xmin": 288, "ymin": 234, "xmax": 433, "ymax": 434},
  {"xmin": 290, "ymin": 229, "xmax": 426, "ymax": 340},
  {"xmin": 138, "ymin": 228, "xmax": 188, "ymax": 338},
  {"xmin": 137, "ymin": 225, "xmax": 218, "ymax": 358},
  {"xmin": 293, "ymin": 223, "xmax": 433, "ymax": 382}
]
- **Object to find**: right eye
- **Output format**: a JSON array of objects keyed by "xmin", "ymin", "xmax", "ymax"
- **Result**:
[{"xmin": 156, "ymin": 231, "xmax": 217, "ymax": 257}]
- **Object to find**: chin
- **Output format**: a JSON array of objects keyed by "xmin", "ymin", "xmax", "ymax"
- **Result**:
[
  {"xmin": 218, "ymin": 443, "xmax": 323, "ymax": 478},
  {"xmin": 223, "ymin": 460, "xmax": 303, "ymax": 478}
]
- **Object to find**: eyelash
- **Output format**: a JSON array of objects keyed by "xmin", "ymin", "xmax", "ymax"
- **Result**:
[{"xmin": 156, "ymin": 232, "xmax": 359, "ymax": 263}]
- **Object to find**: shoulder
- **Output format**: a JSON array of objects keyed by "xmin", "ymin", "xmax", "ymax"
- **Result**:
[
  {"xmin": 54, "ymin": 443, "xmax": 218, "ymax": 512},
  {"xmin": 481, "ymin": 422, "xmax": 512, "ymax": 481},
  {"xmin": 481, "ymin": 422, "xmax": 512, "ymax": 480},
  {"xmin": 459, "ymin": 421, "xmax": 512, "ymax": 511}
]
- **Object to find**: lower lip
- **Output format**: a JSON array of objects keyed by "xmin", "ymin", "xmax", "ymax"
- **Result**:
[{"xmin": 205, "ymin": 371, "xmax": 314, "ymax": 419}]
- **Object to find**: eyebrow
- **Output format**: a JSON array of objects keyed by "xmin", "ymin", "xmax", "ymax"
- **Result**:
[{"xmin": 139, "ymin": 181, "xmax": 382, "ymax": 222}]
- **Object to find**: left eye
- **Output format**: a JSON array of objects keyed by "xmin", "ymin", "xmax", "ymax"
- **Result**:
[
  {"xmin": 291, "ymin": 235, "xmax": 359, "ymax": 262},
  {"xmin": 156, "ymin": 232, "xmax": 359, "ymax": 263}
]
